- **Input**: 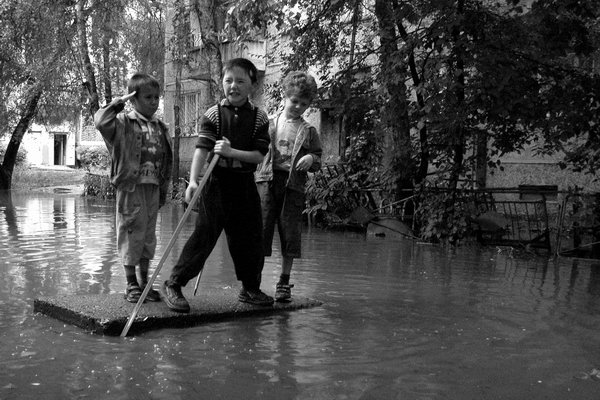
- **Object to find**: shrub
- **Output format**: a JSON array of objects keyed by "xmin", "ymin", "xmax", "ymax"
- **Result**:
[
  {"xmin": 77, "ymin": 145, "xmax": 110, "ymax": 171},
  {"xmin": 83, "ymin": 172, "xmax": 115, "ymax": 199}
]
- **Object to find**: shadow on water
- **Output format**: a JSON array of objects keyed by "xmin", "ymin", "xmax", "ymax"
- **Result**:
[{"xmin": 1, "ymin": 189, "xmax": 600, "ymax": 399}]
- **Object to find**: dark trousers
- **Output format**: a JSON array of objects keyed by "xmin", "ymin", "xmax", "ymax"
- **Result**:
[{"xmin": 169, "ymin": 169, "xmax": 264, "ymax": 289}]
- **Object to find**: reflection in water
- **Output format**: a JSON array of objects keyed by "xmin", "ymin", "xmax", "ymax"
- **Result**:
[{"xmin": 1, "ymin": 190, "xmax": 600, "ymax": 399}]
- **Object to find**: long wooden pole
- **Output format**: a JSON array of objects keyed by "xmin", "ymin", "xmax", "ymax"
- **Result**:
[
  {"xmin": 192, "ymin": 262, "xmax": 204, "ymax": 295},
  {"xmin": 120, "ymin": 154, "xmax": 220, "ymax": 337}
]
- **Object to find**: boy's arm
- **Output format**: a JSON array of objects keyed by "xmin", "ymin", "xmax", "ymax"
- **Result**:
[
  {"xmin": 185, "ymin": 147, "xmax": 210, "ymax": 203},
  {"xmin": 296, "ymin": 127, "xmax": 323, "ymax": 172},
  {"xmin": 93, "ymin": 92, "xmax": 136, "ymax": 143},
  {"xmin": 214, "ymin": 139, "xmax": 264, "ymax": 164}
]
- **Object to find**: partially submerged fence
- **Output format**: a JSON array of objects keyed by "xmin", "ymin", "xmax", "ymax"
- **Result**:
[
  {"xmin": 471, "ymin": 188, "xmax": 552, "ymax": 250},
  {"xmin": 311, "ymin": 164, "xmax": 600, "ymax": 257}
]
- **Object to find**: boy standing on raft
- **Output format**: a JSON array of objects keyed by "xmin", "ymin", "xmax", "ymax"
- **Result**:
[
  {"xmin": 94, "ymin": 73, "xmax": 173, "ymax": 303},
  {"xmin": 255, "ymin": 71, "xmax": 322, "ymax": 302},
  {"xmin": 162, "ymin": 58, "xmax": 273, "ymax": 313}
]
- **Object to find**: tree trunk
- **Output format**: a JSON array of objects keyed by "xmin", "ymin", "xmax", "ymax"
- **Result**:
[
  {"xmin": 339, "ymin": 0, "xmax": 361, "ymax": 162},
  {"xmin": 448, "ymin": 0, "xmax": 466, "ymax": 191},
  {"xmin": 193, "ymin": 0, "xmax": 223, "ymax": 105},
  {"xmin": 374, "ymin": 0, "xmax": 412, "ymax": 198},
  {"xmin": 394, "ymin": 5, "xmax": 429, "ymax": 185},
  {"xmin": 0, "ymin": 85, "xmax": 43, "ymax": 190},
  {"xmin": 475, "ymin": 130, "xmax": 487, "ymax": 188},
  {"xmin": 76, "ymin": 0, "xmax": 100, "ymax": 118},
  {"xmin": 102, "ymin": 28, "xmax": 113, "ymax": 103},
  {"xmin": 173, "ymin": 59, "xmax": 182, "ymax": 194}
]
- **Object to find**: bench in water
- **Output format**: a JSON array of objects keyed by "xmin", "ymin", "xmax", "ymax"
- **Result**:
[{"xmin": 34, "ymin": 287, "xmax": 322, "ymax": 336}]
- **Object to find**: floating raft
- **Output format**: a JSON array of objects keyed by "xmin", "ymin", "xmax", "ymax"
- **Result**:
[{"xmin": 34, "ymin": 287, "xmax": 322, "ymax": 336}]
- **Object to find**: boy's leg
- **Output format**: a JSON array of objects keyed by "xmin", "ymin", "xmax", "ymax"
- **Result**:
[
  {"xmin": 275, "ymin": 256, "xmax": 294, "ymax": 302},
  {"xmin": 163, "ymin": 180, "xmax": 223, "ymax": 312},
  {"xmin": 225, "ymin": 177, "xmax": 273, "ymax": 305},
  {"xmin": 139, "ymin": 258, "xmax": 161, "ymax": 302},
  {"xmin": 277, "ymin": 189, "xmax": 304, "ymax": 259},
  {"xmin": 274, "ymin": 188, "xmax": 304, "ymax": 302},
  {"xmin": 138, "ymin": 185, "xmax": 161, "ymax": 302},
  {"xmin": 123, "ymin": 264, "xmax": 142, "ymax": 303},
  {"xmin": 257, "ymin": 181, "xmax": 278, "ymax": 257},
  {"xmin": 116, "ymin": 187, "xmax": 146, "ymax": 303},
  {"xmin": 280, "ymin": 256, "xmax": 294, "ymax": 281}
]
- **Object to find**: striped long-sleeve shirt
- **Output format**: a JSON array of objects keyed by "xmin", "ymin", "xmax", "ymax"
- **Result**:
[{"xmin": 196, "ymin": 99, "xmax": 270, "ymax": 172}]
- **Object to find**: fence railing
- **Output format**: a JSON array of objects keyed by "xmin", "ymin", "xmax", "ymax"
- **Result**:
[{"xmin": 311, "ymin": 164, "xmax": 600, "ymax": 257}]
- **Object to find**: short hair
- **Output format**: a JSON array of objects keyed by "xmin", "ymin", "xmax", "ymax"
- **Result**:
[
  {"xmin": 223, "ymin": 58, "xmax": 259, "ymax": 84},
  {"xmin": 282, "ymin": 71, "xmax": 318, "ymax": 101},
  {"xmin": 127, "ymin": 73, "xmax": 160, "ymax": 94}
]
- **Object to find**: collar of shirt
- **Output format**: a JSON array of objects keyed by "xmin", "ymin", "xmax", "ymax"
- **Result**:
[
  {"xmin": 130, "ymin": 110, "xmax": 158, "ymax": 123},
  {"xmin": 220, "ymin": 99, "xmax": 253, "ymax": 110}
]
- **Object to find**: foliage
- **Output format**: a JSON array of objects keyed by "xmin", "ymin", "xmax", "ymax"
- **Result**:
[
  {"xmin": 0, "ymin": 0, "xmax": 76, "ymax": 136},
  {"xmin": 0, "ymin": 0, "xmax": 165, "ymax": 189},
  {"xmin": 413, "ymin": 185, "xmax": 475, "ymax": 246},
  {"xmin": 305, "ymin": 167, "xmax": 364, "ymax": 222},
  {"xmin": 222, "ymin": 0, "xmax": 600, "ymax": 243},
  {"xmin": 305, "ymin": 100, "xmax": 385, "ymax": 223},
  {"xmin": 0, "ymin": 147, "xmax": 27, "ymax": 166},
  {"xmin": 83, "ymin": 172, "xmax": 115, "ymax": 199},
  {"xmin": 77, "ymin": 145, "xmax": 110, "ymax": 172}
]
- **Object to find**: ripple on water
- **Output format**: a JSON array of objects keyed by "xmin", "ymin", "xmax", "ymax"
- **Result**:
[{"xmin": 2, "ymin": 194, "xmax": 600, "ymax": 399}]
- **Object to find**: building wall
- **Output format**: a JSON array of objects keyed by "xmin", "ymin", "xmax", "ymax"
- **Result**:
[
  {"xmin": 487, "ymin": 144, "xmax": 600, "ymax": 193},
  {"xmin": 15, "ymin": 123, "xmax": 77, "ymax": 167},
  {"xmin": 487, "ymin": 161, "xmax": 600, "ymax": 193},
  {"xmin": 163, "ymin": 5, "xmax": 342, "ymax": 173}
]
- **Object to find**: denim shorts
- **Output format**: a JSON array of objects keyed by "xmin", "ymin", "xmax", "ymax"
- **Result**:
[
  {"xmin": 116, "ymin": 184, "xmax": 159, "ymax": 265},
  {"xmin": 258, "ymin": 170, "xmax": 305, "ymax": 258}
]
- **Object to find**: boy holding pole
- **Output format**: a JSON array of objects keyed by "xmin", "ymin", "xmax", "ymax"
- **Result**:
[{"xmin": 162, "ymin": 58, "xmax": 273, "ymax": 313}]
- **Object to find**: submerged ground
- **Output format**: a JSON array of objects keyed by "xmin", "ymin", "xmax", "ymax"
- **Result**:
[{"xmin": 1, "ymin": 188, "xmax": 600, "ymax": 399}]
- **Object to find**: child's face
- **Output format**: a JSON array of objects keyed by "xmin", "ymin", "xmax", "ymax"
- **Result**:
[
  {"xmin": 222, "ymin": 66, "xmax": 256, "ymax": 107},
  {"xmin": 283, "ymin": 93, "xmax": 311, "ymax": 120},
  {"xmin": 132, "ymin": 86, "xmax": 160, "ymax": 119}
]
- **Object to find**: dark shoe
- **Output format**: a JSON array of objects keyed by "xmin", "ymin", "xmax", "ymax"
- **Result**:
[
  {"xmin": 239, "ymin": 287, "xmax": 274, "ymax": 306},
  {"xmin": 275, "ymin": 283, "xmax": 294, "ymax": 302},
  {"xmin": 142, "ymin": 284, "xmax": 161, "ymax": 302},
  {"xmin": 124, "ymin": 282, "xmax": 142, "ymax": 303},
  {"xmin": 161, "ymin": 281, "xmax": 190, "ymax": 313}
]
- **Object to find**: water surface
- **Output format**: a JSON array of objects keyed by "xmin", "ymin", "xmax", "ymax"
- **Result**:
[{"xmin": 1, "ymin": 189, "xmax": 600, "ymax": 399}]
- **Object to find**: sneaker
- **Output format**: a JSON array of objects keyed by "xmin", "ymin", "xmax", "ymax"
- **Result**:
[
  {"xmin": 161, "ymin": 281, "xmax": 190, "ymax": 313},
  {"xmin": 124, "ymin": 282, "xmax": 142, "ymax": 303},
  {"xmin": 238, "ymin": 287, "xmax": 274, "ymax": 306},
  {"xmin": 142, "ymin": 284, "xmax": 161, "ymax": 302},
  {"xmin": 275, "ymin": 283, "xmax": 294, "ymax": 303}
]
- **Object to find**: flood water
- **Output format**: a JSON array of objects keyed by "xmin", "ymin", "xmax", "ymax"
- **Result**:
[{"xmin": 1, "ymin": 189, "xmax": 600, "ymax": 400}]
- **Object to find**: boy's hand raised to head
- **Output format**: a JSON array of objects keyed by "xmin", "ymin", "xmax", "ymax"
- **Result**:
[
  {"xmin": 120, "ymin": 91, "xmax": 136, "ymax": 102},
  {"xmin": 107, "ymin": 91, "xmax": 136, "ymax": 113}
]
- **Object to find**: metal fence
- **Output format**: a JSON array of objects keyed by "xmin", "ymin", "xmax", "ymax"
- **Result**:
[{"xmin": 312, "ymin": 164, "xmax": 600, "ymax": 257}]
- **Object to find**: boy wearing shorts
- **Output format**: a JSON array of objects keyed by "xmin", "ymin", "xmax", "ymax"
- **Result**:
[
  {"xmin": 94, "ymin": 73, "xmax": 172, "ymax": 303},
  {"xmin": 255, "ymin": 71, "xmax": 323, "ymax": 302}
]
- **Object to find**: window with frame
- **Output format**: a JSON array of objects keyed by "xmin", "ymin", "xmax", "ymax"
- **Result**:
[{"xmin": 179, "ymin": 92, "xmax": 201, "ymax": 137}]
